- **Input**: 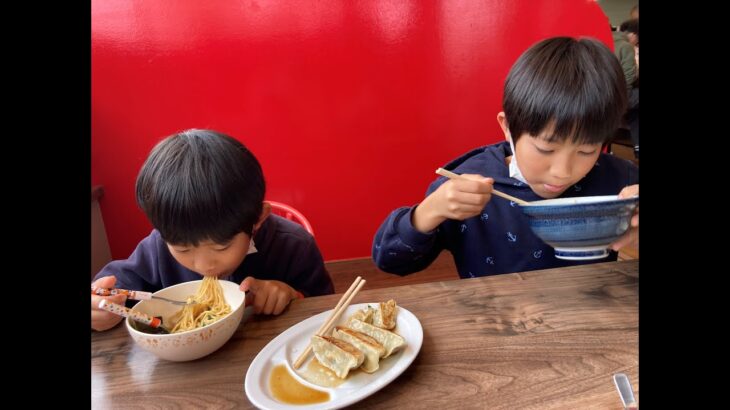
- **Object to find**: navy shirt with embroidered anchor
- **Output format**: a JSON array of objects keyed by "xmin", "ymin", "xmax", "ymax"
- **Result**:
[{"xmin": 372, "ymin": 141, "xmax": 639, "ymax": 278}]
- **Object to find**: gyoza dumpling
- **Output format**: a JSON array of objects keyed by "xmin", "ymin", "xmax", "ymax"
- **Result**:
[
  {"xmin": 348, "ymin": 305, "xmax": 375, "ymax": 324},
  {"xmin": 310, "ymin": 335, "xmax": 364, "ymax": 379},
  {"xmin": 348, "ymin": 319, "xmax": 405, "ymax": 358},
  {"xmin": 372, "ymin": 299, "xmax": 397, "ymax": 330},
  {"xmin": 333, "ymin": 326, "xmax": 385, "ymax": 373}
]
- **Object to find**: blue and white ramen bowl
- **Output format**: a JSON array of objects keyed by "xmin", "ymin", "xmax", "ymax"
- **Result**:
[{"xmin": 518, "ymin": 195, "xmax": 639, "ymax": 260}]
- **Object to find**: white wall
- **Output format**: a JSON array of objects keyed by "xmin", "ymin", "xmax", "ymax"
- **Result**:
[{"xmin": 597, "ymin": 0, "xmax": 638, "ymax": 27}]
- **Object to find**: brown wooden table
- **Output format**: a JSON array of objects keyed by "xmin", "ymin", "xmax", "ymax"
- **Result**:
[{"xmin": 92, "ymin": 259, "xmax": 638, "ymax": 409}]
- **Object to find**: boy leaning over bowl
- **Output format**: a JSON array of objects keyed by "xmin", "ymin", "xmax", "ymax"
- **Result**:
[
  {"xmin": 372, "ymin": 36, "xmax": 639, "ymax": 279},
  {"xmin": 91, "ymin": 129, "xmax": 334, "ymax": 331}
]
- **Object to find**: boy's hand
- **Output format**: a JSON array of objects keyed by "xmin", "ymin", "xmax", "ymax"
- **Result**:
[
  {"xmin": 91, "ymin": 275, "xmax": 127, "ymax": 331},
  {"xmin": 413, "ymin": 174, "xmax": 494, "ymax": 233},
  {"xmin": 239, "ymin": 277, "xmax": 299, "ymax": 315},
  {"xmin": 610, "ymin": 184, "xmax": 639, "ymax": 251}
]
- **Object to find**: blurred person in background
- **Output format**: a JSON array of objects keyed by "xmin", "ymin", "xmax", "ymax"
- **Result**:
[{"xmin": 619, "ymin": 19, "xmax": 639, "ymax": 157}]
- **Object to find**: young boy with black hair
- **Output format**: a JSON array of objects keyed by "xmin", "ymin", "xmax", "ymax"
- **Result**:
[
  {"xmin": 92, "ymin": 129, "xmax": 334, "ymax": 331},
  {"xmin": 372, "ymin": 37, "xmax": 639, "ymax": 278}
]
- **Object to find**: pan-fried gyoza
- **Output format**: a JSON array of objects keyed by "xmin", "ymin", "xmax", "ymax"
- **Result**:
[
  {"xmin": 333, "ymin": 326, "xmax": 385, "ymax": 373},
  {"xmin": 372, "ymin": 300, "xmax": 397, "ymax": 329},
  {"xmin": 310, "ymin": 299, "xmax": 406, "ymax": 379},
  {"xmin": 311, "ymin": 335, "xmax": 364, "ymax": 379},
  {"xmin": 347, "ymin": 319, "xmax": 405, "ymax": 358}
]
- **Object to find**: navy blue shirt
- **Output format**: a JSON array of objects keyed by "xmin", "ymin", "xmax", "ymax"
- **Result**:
[
  {"xmin": 372, "ymin": 141, "xmax": 639, "ymax": 278},
  {"xmin": 94, "ymin": 214, "xmax": 334, "ymax": 302}
]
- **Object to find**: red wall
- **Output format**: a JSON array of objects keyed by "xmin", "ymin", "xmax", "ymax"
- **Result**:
[{"xmin": 92, "ymin": 0, "xmax": 611, "ymax": 262}]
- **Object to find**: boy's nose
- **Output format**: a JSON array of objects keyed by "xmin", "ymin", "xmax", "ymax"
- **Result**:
[
  {"xmin": 194, "ymin": 258, "xmax": 216, "ymax": 274},
  {"xmin": 550, "ymin": 159, "xmax": 573, "ymax": 179}
]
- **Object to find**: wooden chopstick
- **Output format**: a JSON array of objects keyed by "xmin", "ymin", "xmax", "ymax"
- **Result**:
[
  {"xmin": 292, "ymin": 276, "xmax": 367, "ymax": 369},
  {"xmin": 435, "ymin": 167, "xmax": 530, "ymax": 206},
  {"xmin": 315, "ymin": 279, "xmax": 366, "ymax": 334}
]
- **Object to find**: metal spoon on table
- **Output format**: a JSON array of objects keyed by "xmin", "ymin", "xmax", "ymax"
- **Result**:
[{"xmin": 613, "ymin": 373, "xmax": 638, "ymax": 409}]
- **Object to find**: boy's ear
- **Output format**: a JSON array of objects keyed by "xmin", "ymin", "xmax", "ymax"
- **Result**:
[
  {"xmin": 497, "ymin": 112, "xmax": 510, "ymax": 141},
  {"xmin": 253, "ymin": 202, "xmax": 272, "ymax": 232}
]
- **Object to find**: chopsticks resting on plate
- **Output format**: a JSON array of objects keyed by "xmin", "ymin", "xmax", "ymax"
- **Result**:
[
  {"xmin": 435, "ymin": 167, "xmax": 530, "ymax": 206},
  {"xmin": 292, "ymin": 276, "xmax": 366, "ymax": 369}
]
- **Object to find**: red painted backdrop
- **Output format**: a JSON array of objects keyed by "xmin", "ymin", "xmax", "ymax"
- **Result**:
[{"xmin": 92, "ymin": 0, "xmax": 611, "ymax": 262}]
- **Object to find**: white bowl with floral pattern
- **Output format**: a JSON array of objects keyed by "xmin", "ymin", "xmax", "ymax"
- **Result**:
[{"xmin": 126, "ymin": 279, "xmax": 246, "ymax": 361}]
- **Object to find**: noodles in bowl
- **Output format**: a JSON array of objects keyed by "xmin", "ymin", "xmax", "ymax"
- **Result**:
[
  {"xmin": 169, "ymin": 277, "xmax": 232, "ymax": 333},
  {"xmin": 126, "ymin": 278, "xmax": 246, "ymax": 361}
]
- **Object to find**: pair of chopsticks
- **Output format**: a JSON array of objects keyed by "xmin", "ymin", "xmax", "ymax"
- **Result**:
[
  {"xmin": 292, "ymin": 276, "xmax": 367, "ymax": 369},
  {"xmin": 435, "ymin": 168, "xmax": 530, "ymax": 205},
  {"xmin": 92, "ymin": 286, "xmax": 197, "ymax": 306},
  {"xmin": 98, "ymin": 299, "xmax": 170, "ymax": 333}
]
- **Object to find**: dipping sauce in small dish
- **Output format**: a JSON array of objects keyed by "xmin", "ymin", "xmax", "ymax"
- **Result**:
[{"xmin": 269, "ymin": 364, "xmax": 330, "ymax": 405}]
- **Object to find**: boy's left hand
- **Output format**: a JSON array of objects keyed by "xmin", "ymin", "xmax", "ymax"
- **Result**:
[
  {"xmin": 239, "ymin": 277, "xmax": 300, "ymax": 315},
  {"xmin": 610, "ymin": 184, "xmax": 639, "ymax": 251}
]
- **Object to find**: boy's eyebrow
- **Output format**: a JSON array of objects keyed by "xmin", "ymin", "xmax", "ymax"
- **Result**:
[
  {"xmin": 538, "ymin": 136, "xmax": 601, "ymax": 148},
  {"xmin": 168, "ymin": 237, "xmax": 234, "ymax": 248},
  {"xmin": 537, "ymin": 134, "xmax": 560, "ymax": 143},
  {"xmin": 166, "ymin": 240, "xmax": 195, "ymax": 247},
  {"xmin": 201, "ymin": 239, "xmax": 233, "ymax": 248}
]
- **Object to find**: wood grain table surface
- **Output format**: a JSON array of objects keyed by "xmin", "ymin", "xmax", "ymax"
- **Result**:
[{"xmin": 92, "ymin": 259, "xmax": 638, "ymax": 409}]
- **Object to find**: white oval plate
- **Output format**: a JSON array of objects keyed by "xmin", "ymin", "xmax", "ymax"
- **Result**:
[{"xmin": 244, "ymin": 303, "xmax": 423, "ymax": 410}]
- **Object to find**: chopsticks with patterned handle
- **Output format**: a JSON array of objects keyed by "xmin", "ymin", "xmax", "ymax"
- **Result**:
[
  {"xmin": 92, "ymin": 286, "xmax": 152, "ymax": 300},
  {"xmin": 97, "ymin": 299, "xmax": 170, "ymax": 333},
  {"xmin": 92, "ymin": 286, "xmax": 194, "ymax": 306}
]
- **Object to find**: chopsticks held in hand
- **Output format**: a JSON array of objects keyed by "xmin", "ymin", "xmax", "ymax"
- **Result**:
[
  {"xmin": 292, "ymin": 276, "xmax": 366, "ymax": 369},
  {"xmin": 435, "ymin": 168, "xmax": 529, "ymax": 206}
]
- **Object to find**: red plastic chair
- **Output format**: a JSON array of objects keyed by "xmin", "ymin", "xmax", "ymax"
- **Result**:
[{"xmin": 267, "ymin": 200, "xmax": 314, "ymax": 236}]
